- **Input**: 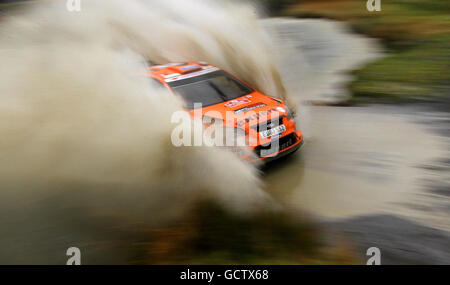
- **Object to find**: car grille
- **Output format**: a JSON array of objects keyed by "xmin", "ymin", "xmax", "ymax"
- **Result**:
[
  {"xmin": 251, "ymin": 116, "xmax": 284, "ymax": 132},
  {"xmin": 254, "ymin": 133, "xmax": 296, "ymax": 158}
]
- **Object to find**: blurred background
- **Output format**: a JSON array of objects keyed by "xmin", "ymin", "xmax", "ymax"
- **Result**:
[
  {"xmin": 265, "ymin": 0, "xmax": 450, "ymax": 105},
  {"xmin": 0, "ymin": 0, "xmax": 449, "ymax": 264}
]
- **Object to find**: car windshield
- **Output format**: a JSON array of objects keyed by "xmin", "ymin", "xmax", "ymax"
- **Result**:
[{"xmin": 168, "ymin": 70, "xmax": 253, "ymax": 109}]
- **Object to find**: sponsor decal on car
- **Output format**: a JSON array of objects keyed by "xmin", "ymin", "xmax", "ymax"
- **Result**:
[
  {"xmin": 224, "ymin": 98, "xmax": 251, "ymax": 108},
  {"xmin": 233, "ymin": 103, "xmax": 266, "ymax": 114},
  {"xmin": 180, "ymin": 64, "xmax": 200, "ymax": 71},
  {"xmin": 236, "ymin": 107, "xmax": 282, "ymax": 127}
]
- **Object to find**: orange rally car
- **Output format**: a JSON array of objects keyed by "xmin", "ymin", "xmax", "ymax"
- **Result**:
[{"xmin": 147, "ymin": 61, "xmax": 303, "ymax": 163}]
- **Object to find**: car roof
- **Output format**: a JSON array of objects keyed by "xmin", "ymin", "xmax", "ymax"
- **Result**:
[{"xmin": 148, "ymin": 61, "xmax": 220, "ymax": 84}]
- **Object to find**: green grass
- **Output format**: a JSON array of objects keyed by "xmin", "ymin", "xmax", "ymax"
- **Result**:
[
  {"xmin": 273, "ymin": 0, "xmax": 450, "ymax": 104},
  {"xmin": 349, "ymin": 34, "xmax": 450, "ymax": 103}
]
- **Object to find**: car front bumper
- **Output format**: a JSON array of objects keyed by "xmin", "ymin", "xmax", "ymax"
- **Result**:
[{"xmin": 249, "ymin": 130, "xmax": 303, "ymax": 164}]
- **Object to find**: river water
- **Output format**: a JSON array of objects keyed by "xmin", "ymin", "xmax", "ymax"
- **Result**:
[{"xmin": 262, "ymin": 19, "xmax": 450, "ymax": 254}]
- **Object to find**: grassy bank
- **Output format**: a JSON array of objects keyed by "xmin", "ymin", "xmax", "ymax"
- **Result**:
[{"xmin": 276, "ymin": 0, "xmax": 450, "ymax": 104}]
